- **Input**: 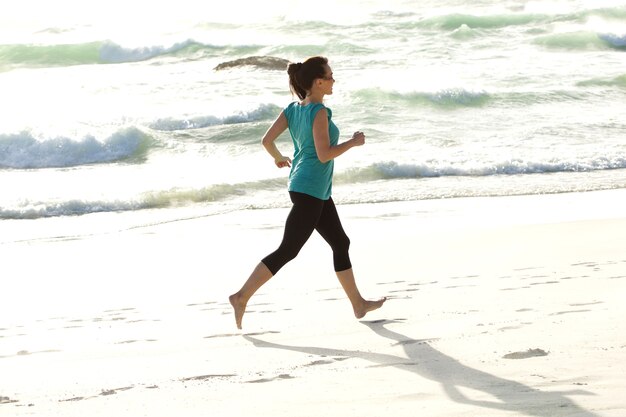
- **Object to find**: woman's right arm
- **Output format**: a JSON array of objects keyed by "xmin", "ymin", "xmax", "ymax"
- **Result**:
[{"xmin": 262, "ymin": 111, "xmax": 291, "ymax": 168}]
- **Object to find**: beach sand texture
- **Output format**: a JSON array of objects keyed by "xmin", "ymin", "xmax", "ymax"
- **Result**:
[{"xmin": 1, "ymin": 189, "xmax": 625, "ymax": 417}]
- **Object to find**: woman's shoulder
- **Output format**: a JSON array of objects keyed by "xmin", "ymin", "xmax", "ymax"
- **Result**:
[
  {"xmin": 285, "ymin": 101, "xmax": 333, "ymax": 120},
  {"xmin": 284, "ymin": 101, "xmax": 298, "ymax": 113},
  {"xmin": 310, "ymin": 103, "xmax": 332, "ymax": 119}
]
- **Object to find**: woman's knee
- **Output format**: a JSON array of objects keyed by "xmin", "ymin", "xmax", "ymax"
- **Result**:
[
  {"xmin": 281, "ymin": 244, "xmax": 302, "ymax": 263},
  {"xmin": 334, "ymin": 233, "xmax": 350, "ymax": 253},
  {"xmin": 262, "ymin": 244, "xmax": 301, "ymax": 274}
]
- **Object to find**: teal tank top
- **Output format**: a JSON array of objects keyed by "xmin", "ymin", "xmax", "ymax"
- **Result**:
[{"xmin": 284, "ymin": 102, "xmax": 340, "ymax": 200}]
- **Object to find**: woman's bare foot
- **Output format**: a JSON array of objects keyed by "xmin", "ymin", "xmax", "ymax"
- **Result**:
[
  {"xmin": 354, "ymin": 297, "xmax": 387, "ymax": 319},
  {"xmin": 229, "ymin": 293, "xmax": 247, "ymax": 330}
]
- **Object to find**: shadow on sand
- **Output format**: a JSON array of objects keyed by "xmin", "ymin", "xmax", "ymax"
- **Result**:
[{"xmin": 244, "ymin": 319, "xmax": 599, "ymax": 417}]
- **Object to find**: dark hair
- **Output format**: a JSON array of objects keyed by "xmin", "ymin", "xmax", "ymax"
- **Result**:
[{"xmin": 287, "ymin": 56, "xmax": 329, "ymax": 100}]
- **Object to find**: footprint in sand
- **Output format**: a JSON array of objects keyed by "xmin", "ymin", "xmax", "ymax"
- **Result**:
[
  {"xmin": 99, "ymin": 386, "xmax": 134, "ymax": 396},
  {"xmin": 367, "ymin": 361, "xmax": 418, "ymax": 368},
  {"xmin": 571, "ymin": 261, "xmax": 597, "ymax": 268},
  {"xmin": 204, "ymin": 330, "xmax": 280, "ymax": 339},
  {"xmin": 559, "ymin": 276, "xmax": 576, "ymax": 280},
  {"xmin": 187, "ymin": 301, "xmax": 227, "ymax": 312},
  {"xmin": 450, "ymin": 274, "xmax": 479, "ymax": 280},
  {"xmin": 393, "ymin": 337, "xmax": 438, "ymax": 346},
  {"xmin": 569, "ymin": 301, "xmax": 603, "ymax": 307},
  {"xmin": 503, "ymin": 348, "xmax": 548, "ymax": 359},
  {"xmin": 444, "ymin": 284, "xmax": 477, "ymax": 289},
  {"xmin": 389, "ymin": 288, "xmax": 421, "ymax": 293},
  {"xmin": 550, "ymin": 309, "xmax": 591, "ymax": 316},
  {"xmin": 104, "ymin": 307, "xmax": 136, "ymax": 313},
  {"xmin": 0, "ymin": 396, "xmax": 18, "ymax": 404},
  {"xmin": 526, "ymin": 274, "xmax": 551, "ymax": 279},
  {"xmin": 246, "ymin": 374, "xmax": 294, "ymax": 384},
  {"xmin": 513, "ymin": 266, "xmax": 543, "ymax": 272},
  {"xmin": 115, "ymin": 339, "xmax": 158, "ymax": 345},
  {"xmin": 59, "ymin": 396, "xmax": 86, "ymax": 402},
  {"xmin": 303, "ymin": 359, "xmax": 335, "ymax": 367},
  {"xmin": 1, "ymin": 349, "xmax": 61, "ymax": 359},
  {"xmin": 60, "ymin": 386, "xmax": 134, "ymax": 403},
  {"xmin": 186, "ymin": 301, "xmax": 218, "ymax": 307},
  {"xmin": 500, "ymin": 286, "xmax": 531, "ymax": 291},
  {"xmin": 498, "ymin": 325, "xmax": 523, "ymax": 332},
  {"xmin": 180, "ymin": 375, "xmax": 235, "ymax": 382},
  {"xmin": 411, "ymin": 281, "xmax": 438, "ymax": 286},
  {"xmin": 376, "ymin": 280, "xmax": 406, "ymax": 286},
  {"xmin": 100, "ymin": 308, "xmax": 139, "ymax": 321}
]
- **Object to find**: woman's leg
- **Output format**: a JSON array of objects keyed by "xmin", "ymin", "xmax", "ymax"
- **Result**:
[
  {"xmin": 315, "ymin": 197, "xmax": 352, "ymax": 272},
  {"xmin": 315, "ymin": 198, "xmax": 386, "ymax": 318},
  {"xmin": 335, "ymin": 268, "xmax": 386, "ymax": 319},
  {"xmin": 229, "ymin": 262, "xmax": 272, "ymax": 329},
  {"xmin": 229, "ymin": 192, "xmax": 324, "ymax": 329}
]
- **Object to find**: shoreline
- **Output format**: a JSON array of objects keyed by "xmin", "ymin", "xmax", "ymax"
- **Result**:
[{"xmin": 3, "ymin": 186, "xmax": 626, "ymax": 242}]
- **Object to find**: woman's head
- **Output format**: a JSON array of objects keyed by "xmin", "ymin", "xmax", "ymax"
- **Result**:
[{"xmin": 287, "ymin": 56, "xmax": 332, "ymax": 100}]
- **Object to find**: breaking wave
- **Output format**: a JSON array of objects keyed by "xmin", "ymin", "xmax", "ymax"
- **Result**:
[
  {"xmin": 0, "ymin": 127, "xmax": 153, "ymax": 169},
  {"xmin": 0, "ymin": 39, "xmax": 222, "ymax": 68},
  {"xmin": 0, "ymin": 178, "xmax": 286, "ymax": 219},
  {"xmin": 535, "ymin": 31, "xmax": 626, "ymax": 50},
  {"xmin": 149, "ymin": 104, "xmax": 281, "ymax": 131},
  {"xmin": 353, "ymin": 88, "xmax": 491, "ymax": 108},
  {"xmin": 336, "ymin": 157, "xmax": 626, "ymax": 183}
]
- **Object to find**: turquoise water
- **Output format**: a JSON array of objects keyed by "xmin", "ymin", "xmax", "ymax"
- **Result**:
[{"xmin": 1, "ymin": 0, "xmax": 625, "ymax": 219}]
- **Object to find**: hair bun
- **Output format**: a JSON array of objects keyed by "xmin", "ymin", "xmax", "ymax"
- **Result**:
[{"xmin": 287, "ymin": 62, "xmax": 303, "ymax": 75}]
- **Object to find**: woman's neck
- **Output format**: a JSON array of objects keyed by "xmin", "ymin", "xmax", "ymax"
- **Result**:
[{"xmin": 302, "ymin": 92, "xmax": 324, "ymax": 105}]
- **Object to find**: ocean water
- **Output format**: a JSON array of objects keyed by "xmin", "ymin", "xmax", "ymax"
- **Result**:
[{"xmin": 1, "ymin": 0, "xmax": 625, "ymax": 221}]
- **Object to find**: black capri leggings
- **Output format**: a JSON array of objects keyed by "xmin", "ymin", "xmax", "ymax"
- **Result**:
[{"xmin": 262, "ymin": 192, "xmax": 352, "ymax": 275}]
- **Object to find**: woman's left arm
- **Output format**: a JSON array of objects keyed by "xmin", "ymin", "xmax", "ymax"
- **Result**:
[
  {"xmin": 261, "ymin": 111, "xmax": 291, "ymax": 168},
  {"xmin": 312, "ymin": 109, "xmax": 364, "ymax": 163}
]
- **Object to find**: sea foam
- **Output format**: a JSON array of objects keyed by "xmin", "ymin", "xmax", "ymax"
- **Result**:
[
  {"xmin": 416, "ymin": 12, "xmax": 550, "ymax": 30},
  {"xmin": 0, "ymin": 39, "xmax": 221, "ymax": 68},
  {"xmin": 148, "ymin": 104, "xmax": 281, "ymax": 131},
  {"xmin": 0, "ymin": 127, "xmax": 152, "ymax": 169},
  {"xmin": 354, "ymin": 88, "xmax": 491, "ymax": 108},
  {"xmin": 98, "ymin": 39, "xmax": 210, "ymax": 63},
  {"xmin": 0, "ymin": 177, "xmax": 287, "ymax": 219},
  {"xmin": 534, "ymin": 31, "xmax": 626, "ymax": 50},
  {"xmin": 336, "ymin": 157, "xmax": 626, "ymax": 183}
]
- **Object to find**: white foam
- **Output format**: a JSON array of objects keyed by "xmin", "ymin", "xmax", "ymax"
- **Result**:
[
  {"xmin": 98, "ymin": 39, "xmax": 200, "ymax": 63},
  {"xmin": 0, "ymin": 127, "xmax": 151, "ymax": 169},
  {"xmin": 149, "ymin": 104, "xmax": 280, "ymax": 131},
  {"xmin": 339, "ymin": 157, "xmax": 626, "ymax": 182}
]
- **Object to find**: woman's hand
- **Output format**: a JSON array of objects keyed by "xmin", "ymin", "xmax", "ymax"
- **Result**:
[
  {"xmin": 274, "ymin": 156, "xmax": 292, "ymax": 168},
  {"xmin": 351, "ymin": 131, "xmax": 365, "ymax": 147}
]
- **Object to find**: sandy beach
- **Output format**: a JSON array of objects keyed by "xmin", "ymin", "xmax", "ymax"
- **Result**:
[
  {"xmin": 3, "ymin": 2, "xmax": 626, "ymax": 416},
  {"xmin": 1, "ymin": 189, "xmax": 625, "ymax": 417}
]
